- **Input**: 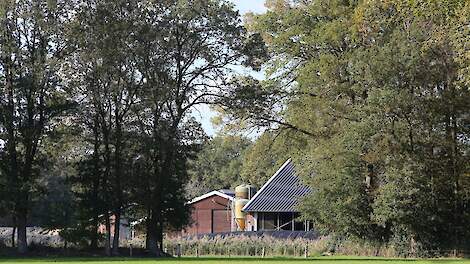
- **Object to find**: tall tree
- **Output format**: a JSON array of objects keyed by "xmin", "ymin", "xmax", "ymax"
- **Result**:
[
  {"xmin": 133, "ymin": 0, "xmax": 265, "ymax": 255},
  {"xmin": 0, "ymin": 0, "xmax": 73, "ymax": 253},
  {"xmin": 70, "ymin": 0, "xmax": 143, "ymax": 255},
  {"xmin": 223, "ymin": 0, "xmax": 470, "ymax": 254}
]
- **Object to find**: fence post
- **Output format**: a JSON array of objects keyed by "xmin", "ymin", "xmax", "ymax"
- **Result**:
[
  {"xmin": 176, "ymin": 243, "xmax": 181, "ymax": 258},
  {"xmin": 196, "ymin": 246, "xmax": 199, "ymax": 257},
  {"xmin": 304, "ymin": 242, "xmax": 308, "ymax": 259},
  {"xmin": 262, "ymin": 246, "xmax": 265, "ymax": 258}
]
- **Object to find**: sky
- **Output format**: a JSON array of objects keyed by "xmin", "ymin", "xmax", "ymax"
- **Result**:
[
  {"xmin": 193, "ymin": 0, "xmax": 267, "ymax": 137},
  {"xmin": 230, "ymin": 0, "xmax": 267, "ymax": 15}
]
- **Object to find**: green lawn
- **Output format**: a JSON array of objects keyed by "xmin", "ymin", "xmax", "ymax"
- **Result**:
[{"xmin": 0, "ymin": 257, "xmax": 469, "ymax": 264}]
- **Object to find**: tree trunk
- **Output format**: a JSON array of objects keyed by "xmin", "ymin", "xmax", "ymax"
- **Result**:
[
  {"xmin": 146, "ymin": 210, "xmax": 163, "ymax": 256},
  {"xmin": 16, "ymin": 213, "xmax": 27, "ymax": 254},
  {"xmin": 90, "ymin": 212, "xmax": 99, "ymax": 250},
  {"xmin": 157, "ymin": 220, "xmax": 163, "ymax": 253},
  {"xmin": 146, "ymin": 133, "xmax": 164, "ymax": 256},
  {"xmin": 90, "ymin": 119, "xmax": 101, "ymax": 249},
  {"xmin": 101, "ymin": 120, "xmax": 112, "ymax": 256},
  {"xmin": 104, "ymin": 212, "xmax": 112, "ymax": 256},
  {"xmin": 89, "ymin": 182, "xmax": 100, "ymax": 249},
  {"xmin": 148, "ymin": 136, "xmax": 176, "ymax": 257},
  {"xmin": 11, "ymin": 226, "xmax": 15, "ymax": 248},
  {"xmin": 112, "ymin": 210, "xmax": 121, "ymax": 255},
  {"xmin": 112, "ymin": 115, "xmax": 123, "ymax": 255}
]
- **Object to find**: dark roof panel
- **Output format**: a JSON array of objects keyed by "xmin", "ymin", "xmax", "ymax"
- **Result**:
[
  {"xmin": 218, "ymin": 189, "xmax": 235, "ymax": 197},
  {"xmin": 242, "ymin": 159, "xmax": 310, "ymax": 213}
]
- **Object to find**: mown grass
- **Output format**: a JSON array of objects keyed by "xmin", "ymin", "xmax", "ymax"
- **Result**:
[{"xmin": 0, "ymin": 257, "xmax": 469, "ymax": 264}]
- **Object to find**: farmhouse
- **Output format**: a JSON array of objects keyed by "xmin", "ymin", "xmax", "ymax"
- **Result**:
[{"xmin": 184, "ymin": 159, "xmax": 312, "ymax": 236}]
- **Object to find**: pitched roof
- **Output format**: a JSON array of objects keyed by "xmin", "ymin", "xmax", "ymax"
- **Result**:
[
  {"xmin": 242, "ymin": 159, "xmax": 310, "ymax": 213},
  {"xmin": 188, "ymin": 190, "xmax": 235, "ymax": 204}
]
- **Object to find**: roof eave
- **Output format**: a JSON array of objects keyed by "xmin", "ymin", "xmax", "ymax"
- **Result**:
[{"xmin": 188, "ymin": 190, "xmax": 235, "ymax": 204}]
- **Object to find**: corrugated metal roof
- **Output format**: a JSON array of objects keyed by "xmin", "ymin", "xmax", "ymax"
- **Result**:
[{"xmin": 243, "ymin": 159, "xmax": 310, "ymax": 213}]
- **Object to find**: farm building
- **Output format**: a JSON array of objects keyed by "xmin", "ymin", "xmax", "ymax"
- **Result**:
[
  {"xmin": 184, "ymin": 159, "xmax": 312, "ymax": 236},
  {"xmin": 182, "ymin": 190, "xmax": 236, "ymax": 235},
  {"xmin": 243, "ymin": 159, "xmax": 312, "ymax": 232}
]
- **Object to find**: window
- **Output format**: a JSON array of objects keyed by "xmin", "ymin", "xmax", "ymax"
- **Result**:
[
  {"xmin": 259, "ymin": 212, "xmax": 277, "ymax": 230},
  {"xmin": 279, "ymin": 213, "xmax": 293, "ymax": 231}
]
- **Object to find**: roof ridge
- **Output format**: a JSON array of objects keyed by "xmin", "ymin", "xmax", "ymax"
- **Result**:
[{"xmin": 189, "ymin": 190, "xmax": 235, "ymax": 204}]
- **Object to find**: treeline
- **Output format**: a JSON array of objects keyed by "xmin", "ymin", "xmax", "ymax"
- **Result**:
[
  {"xmin": 0, "ymin": 0, "xmax": 265, "ymax": 255},
  {"xmin": 1, "ymin": 0, "xmax": 470, "ymax": 258},
  {"xmin": 218, "ymin": 0, "xmax": 469, "ymax": 256}
]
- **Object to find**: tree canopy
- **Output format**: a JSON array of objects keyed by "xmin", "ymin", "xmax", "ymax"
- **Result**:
[
  {"xmin": 0, "ymin": 0, "xmax": 264, "ymax": 255},
  {"xmin": 0, "ymin": 0, "xmax": 468, "ymax": 258},
  {"xmin": 222, "ymin": 0, "xmax": 470, "ymax": 255},
  {"xmin": 187, "ymin": 134, "xmax": 251, "ymax": 198}
]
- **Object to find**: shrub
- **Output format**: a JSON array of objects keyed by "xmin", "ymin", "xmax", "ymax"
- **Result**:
[{"xmin": 164, "ymin": 235, "xmax": 329, "ymax": 257}]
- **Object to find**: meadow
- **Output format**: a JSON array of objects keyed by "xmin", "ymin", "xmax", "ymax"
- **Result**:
[{"xmin": 0, "ymin": 257, "xmax": 470, "ymax": 264}]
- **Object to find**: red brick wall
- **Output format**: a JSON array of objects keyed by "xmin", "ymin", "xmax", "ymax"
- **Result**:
[{"xmin": 183, "ymin": 195, "xmax": 232, "ymax": 236}]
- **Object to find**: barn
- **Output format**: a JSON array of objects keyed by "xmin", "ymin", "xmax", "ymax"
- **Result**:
[
  {"xmin": 243, "ymin": 159, "xmax": 312, "ymax": 232},
  {"xmin": 183, "ymin": 190, "xmax": 235, "ymax": 235},
  {"xmin": 183, "ymin": 159, "xmax": 312, "ymax": 236}
]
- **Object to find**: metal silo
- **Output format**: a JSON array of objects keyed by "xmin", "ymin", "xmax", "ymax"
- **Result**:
[
  {"xmin": 235, "ymin": 184, "xmax": 249, "ymax": 199},
  {"xmin": 234, "ymin": 198, "xmax": 249, "ymax": 231}
]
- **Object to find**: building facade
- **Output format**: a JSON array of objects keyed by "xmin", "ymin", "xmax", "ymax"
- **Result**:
[
  {"xmin": 243, "ymin": 159, "xmax": 312, "ymax": 232},
  {"xmin": 183, "ymin": 190, "xmax": 235, "ymax": 236}
]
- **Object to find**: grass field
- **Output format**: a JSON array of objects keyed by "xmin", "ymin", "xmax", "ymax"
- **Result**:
[{"xmin": 1, "ymin": 257, "xmax": 470, "ymax": 264}]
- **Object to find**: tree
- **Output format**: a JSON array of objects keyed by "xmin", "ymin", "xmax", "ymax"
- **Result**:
[
  {"xmin": 132, "ymin": 0, "xmax": 265, "ymax": 255},
  {"xmin": 223, "ymin": 0, "xmax": 470, "ymax": 254},
  {"xmin": 186, "ymin": 134, "xmax": 251, "ymax": 198},
  {"xmin": 240, "ymin": 131, "xmax": 304, "ymax": 187},
  {"xmin": 0, "ymin": 0, "xmax": 74, "ymax": 253},
  {"xmin": 69, "ymin": 0, "xmax": 143, "ymax": 255}
]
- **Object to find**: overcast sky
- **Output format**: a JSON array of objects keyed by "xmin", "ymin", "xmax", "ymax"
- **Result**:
[{"xmin": 193, "ymin": 0, "xmax": 267, "ymax": 137}]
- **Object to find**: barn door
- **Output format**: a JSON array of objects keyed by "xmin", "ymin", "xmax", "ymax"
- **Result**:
[{"xmin": 211, "ymin": 209, "xmax": 231, "ymax": 233}]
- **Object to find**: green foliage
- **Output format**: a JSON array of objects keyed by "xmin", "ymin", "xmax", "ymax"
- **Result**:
[
  {"xmin": 240, "ymin": 131, "xmax": 305, "ymax": 187},
  {"xmin": 0, "ymin": 0, "xmax": 76, "ymax": 253},
  {"xmin": 187, "ymin": 134, "xmax": 251, "ymax": 198},
  {"xmin": 225, "ymin": 0, "xmax": 470, "ymax": 255},
  {"xmin": 0, "ymin": 0, "xmax": 265, "ymax": 255}
]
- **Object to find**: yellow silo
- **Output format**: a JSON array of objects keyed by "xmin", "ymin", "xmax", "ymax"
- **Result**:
[
  {"xmin": 235, "ymin": 184, "xmax": 249, "ymax": 199},
  {"xmin": 234, "ymin": 198, "xmax": 249, "ymax": 231}
]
